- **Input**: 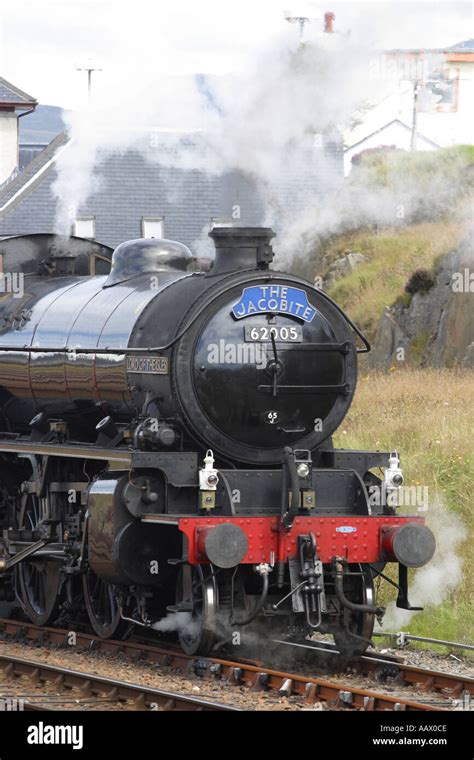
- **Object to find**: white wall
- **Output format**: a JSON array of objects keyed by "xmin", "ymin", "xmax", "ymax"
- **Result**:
[
  {"xmin": 0, "ymin": 112, "xmax": 19, "ymax": 185},
  {"xmin": 417, "ymin": 61, "xmax": 474, "ymax": 146},
  {"xmin": 344, "ymin": 122, "xmax": 436, "ymax": 175},
  {"xmin": 345, "ymin": 55, "xmax": 474, "ymax": 167}
]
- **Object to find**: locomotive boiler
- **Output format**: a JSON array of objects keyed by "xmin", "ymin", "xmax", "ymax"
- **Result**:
[{"xmin": 0, "ymin": 228, "xmax": 436, "ymax": 656}]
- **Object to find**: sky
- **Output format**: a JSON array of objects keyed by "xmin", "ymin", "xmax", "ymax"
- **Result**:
[{"xmin": 0, "ymin": 0, "xmax": 472, "ymax": 110}]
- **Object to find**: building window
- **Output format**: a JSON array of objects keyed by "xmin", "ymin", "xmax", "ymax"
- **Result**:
[
  {"xmin": 418, "ymin": 69, "xmax": 459, "ymax": 113},
  {"xmin": 142, "ymin": 217, "xmax": 164, "ymax": 238},
  {"xmin": 90, "ymin": 253, "xmax": 113, "ymax": 276},
  {"xmin": 73, "ymin": 217, "xmax": 95, "ymax": 239}
]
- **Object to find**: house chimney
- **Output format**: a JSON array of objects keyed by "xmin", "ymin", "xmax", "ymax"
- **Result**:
[
  {"xmin": 324, "ymin": 12, "xmax": 335, "ymax": 33},
  {"xmin": 0, "ymin": 77, "xmax": 37, "ymax": 185}
]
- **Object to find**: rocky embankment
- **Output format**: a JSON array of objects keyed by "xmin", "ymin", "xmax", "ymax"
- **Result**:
[{"xmin": 325, "ymin": 233, "xmax": 474, "ymax": 369}]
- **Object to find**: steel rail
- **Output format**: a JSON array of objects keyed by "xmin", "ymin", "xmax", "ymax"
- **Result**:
[
  {"xmin": 272, "ymin": 637, "xmax": 474, "ymax": 696},
  {"xmin": 373, "ymin": 631, "xmax": 474, "ymax": 652},
  {"xmin": 0, "ymin": 652, "xmax": 241, "ymax": 711},
  {"xmin": 0, "ymin": 618, "xmax": 470, "ymax": 710}
]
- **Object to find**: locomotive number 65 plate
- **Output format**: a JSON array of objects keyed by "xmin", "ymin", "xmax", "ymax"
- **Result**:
[{"xmin": 244, "ymin": 324, "xmax": 302, "ymax": 342}]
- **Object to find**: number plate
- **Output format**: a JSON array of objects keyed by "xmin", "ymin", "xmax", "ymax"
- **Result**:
[
  {"xmin": 244, "ymin": 325, "xmax": 302, "ymax": 342},
  {"xmin": 126, "ymin": 356, "xmax": 169, "ymax": 374}
]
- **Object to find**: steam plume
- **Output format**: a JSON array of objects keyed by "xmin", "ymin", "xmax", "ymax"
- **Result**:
[{"xmin": 379, "ymin": 499, "xmax": 467, "ymax": 631}]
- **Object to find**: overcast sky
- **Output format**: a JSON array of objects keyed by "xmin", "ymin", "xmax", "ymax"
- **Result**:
[{"xmin": 0, "ymin": 0, "xmax": 471, "ymax": 110}]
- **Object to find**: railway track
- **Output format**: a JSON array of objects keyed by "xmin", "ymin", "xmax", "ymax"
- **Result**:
[
  {"xmin": 272, "ymin": 637, "xmax": 473, "ymax": 699},
  {"xmin": 0, "ymin": 652, "xmax": 241, "ymax": 711},
  {"xmin": 372, "ymin": 630, "xmax": 474, "ymax": 653},
  {"xmin": 0, "ymin": 617, "xmax": 471, "ymax": 711}
]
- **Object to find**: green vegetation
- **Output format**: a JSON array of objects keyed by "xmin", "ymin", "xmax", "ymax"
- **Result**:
[
  {"xmin": 334, "ymin": 369, "xmax": 474, "ymax": 647},
  {"xmin": 362, "ymin": 142, "xmax": 474, "ymax": 170},
  {"xmin": 409, "ymin": 329, "xmax": 431, "ymax": 366},
  {"xmin": 404, "ymin": 268, "xmax": 436, "ymax": 295},
  {"xmin": 316, "ymin": 148, "xmax": 474, "ymax": 649},
  {"xmin": 349, "ymin": 143, "xmax": 474, "ymax": 202},
  {"xmin": 323, "ymin": 220, "xmax": 469, "ymax": 342},
  {"xmin": 308, "ymin": 145, "xmax": 474, "ymax": 345}
]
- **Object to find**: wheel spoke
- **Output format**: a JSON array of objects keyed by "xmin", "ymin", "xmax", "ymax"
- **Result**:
[
  {"xmin": 83, "ymin": 562, "xmax": 124, "ymax": 638},
  {"xmin": 17, "ymin": 494, "xmax": 61, "ymax": 626},
  {"xmin": 177, "ymin": 566, "xmax": 217, "ymax": 655}
]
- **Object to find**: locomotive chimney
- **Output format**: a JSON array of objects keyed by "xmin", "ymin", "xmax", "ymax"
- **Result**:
[{"xmin": 208, "ymin": 227, "xmax": 275, "ymax": 275}]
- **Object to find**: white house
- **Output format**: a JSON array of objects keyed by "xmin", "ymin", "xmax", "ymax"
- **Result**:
[
  {"xmin": 344, "ymin": 39, "xmax": 474, "ymax": 174},
  {"xmin": 343, "ymin": 119, "xmax": 439, "ymax": 175},
  {"xmin": 0, "ymin": 78, "xmax": 37, "ymax": 185}
]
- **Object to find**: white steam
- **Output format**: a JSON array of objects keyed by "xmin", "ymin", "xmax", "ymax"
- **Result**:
[
  {"xmin": 379, "ymin": 499, "xmax": 467, "ymax": 631},
  {"xmin": 51, "ymin": 33, "xmax": 385, "ymax": 251},
  {"xmin": 272, "ymin": 147, "xmax": 474, "ymax": 269},
  {"xmin": 151, "ymin": 611, "xmax": 199, "ymax": 637},
  {"xmin": 49, "ymin": 11, "xmax": 473, "ymax": 269}
]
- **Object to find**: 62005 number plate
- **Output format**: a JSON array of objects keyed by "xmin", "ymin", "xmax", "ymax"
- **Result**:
[{"xmin": 244, "ymin": 325, "xmax": 302, "ymax": 342}]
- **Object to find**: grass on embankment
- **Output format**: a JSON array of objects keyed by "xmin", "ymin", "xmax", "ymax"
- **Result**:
[
  {"xmin": 324, "ymin": 220, "xmax": 471, "ymax": 344},
  {"xmin": 333, "ymin": 369, "xmax": 474, "ymax": 647}
]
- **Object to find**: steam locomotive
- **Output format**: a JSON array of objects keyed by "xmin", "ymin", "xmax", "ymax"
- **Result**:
[{"xmin": 0, "ymin": 228, "xmax": 435, "ymax": 657}]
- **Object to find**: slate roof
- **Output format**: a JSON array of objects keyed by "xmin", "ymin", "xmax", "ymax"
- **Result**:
[
  {"xmin": 0, "ymin": 130, "xmax": 70, "ymax": 204},
  {"xmin": 387, "ymin": 40, "xmax": 474, "ymax": 55},
  {"xmin": 0, "ymin": 77, "xmax": 37, "ymax": 107},
  {"xmin": 447, "ymin": 39, "xmax": 474, "ymax": 52},
  {"xmin": 0, "ymin": 130, "xmax": 343, "ymax": 251}
]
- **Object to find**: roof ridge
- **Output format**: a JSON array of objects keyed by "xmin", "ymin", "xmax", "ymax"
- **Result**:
[
  {"xmin": 346, "ymin": 119, "xmax": 440, "ymax": 151},
  {"xmin": 0, "ymin": 76, "xmax": 37, "ymax": 104},
  {"xmin": 448, "ymin": 38, "xmax": 474, "ymax": 51},
  {"xmin": 0, "ymin": 130, "xmax": 70, "ymax": 211}
]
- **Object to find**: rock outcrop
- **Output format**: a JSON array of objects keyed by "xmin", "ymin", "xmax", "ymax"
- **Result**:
[
  {"xmin": 367, "ymin": 232, "xmax": 474, "ymax": 368},
  {"xmin": 323, "ymin": 251, "xmax": 366, "ymax": 288}
]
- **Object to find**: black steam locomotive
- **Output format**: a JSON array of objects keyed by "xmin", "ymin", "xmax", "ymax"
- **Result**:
[{"xmin": 0, "ymin": 229, "xmax": 435, "ymax": 657}]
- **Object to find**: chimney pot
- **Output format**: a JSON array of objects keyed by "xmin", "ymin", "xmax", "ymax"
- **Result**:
[{"xmin": 324, "ymin": 12, "xmax": 335, "ymax": 34}]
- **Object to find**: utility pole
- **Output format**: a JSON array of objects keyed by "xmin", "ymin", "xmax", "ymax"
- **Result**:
[
  {"xmin": 409, "ymin": 51, "xmax": 424, "ymax": 152},
  {"xmin": 410, "ymin": 79, "xmax": 420, "ymax": 151},
  {"xmin": 284, "ymin": 15, "xmax": 313, "ymax": 42},
  {"xmin": 76, "ymin": 62, "xmax": 102, "ymax": 103}
]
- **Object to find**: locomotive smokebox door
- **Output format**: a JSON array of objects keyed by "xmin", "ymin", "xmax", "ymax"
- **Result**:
[{"xmin": 173, "ymin": 229, "xmax": 358, "ymax": 466}]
